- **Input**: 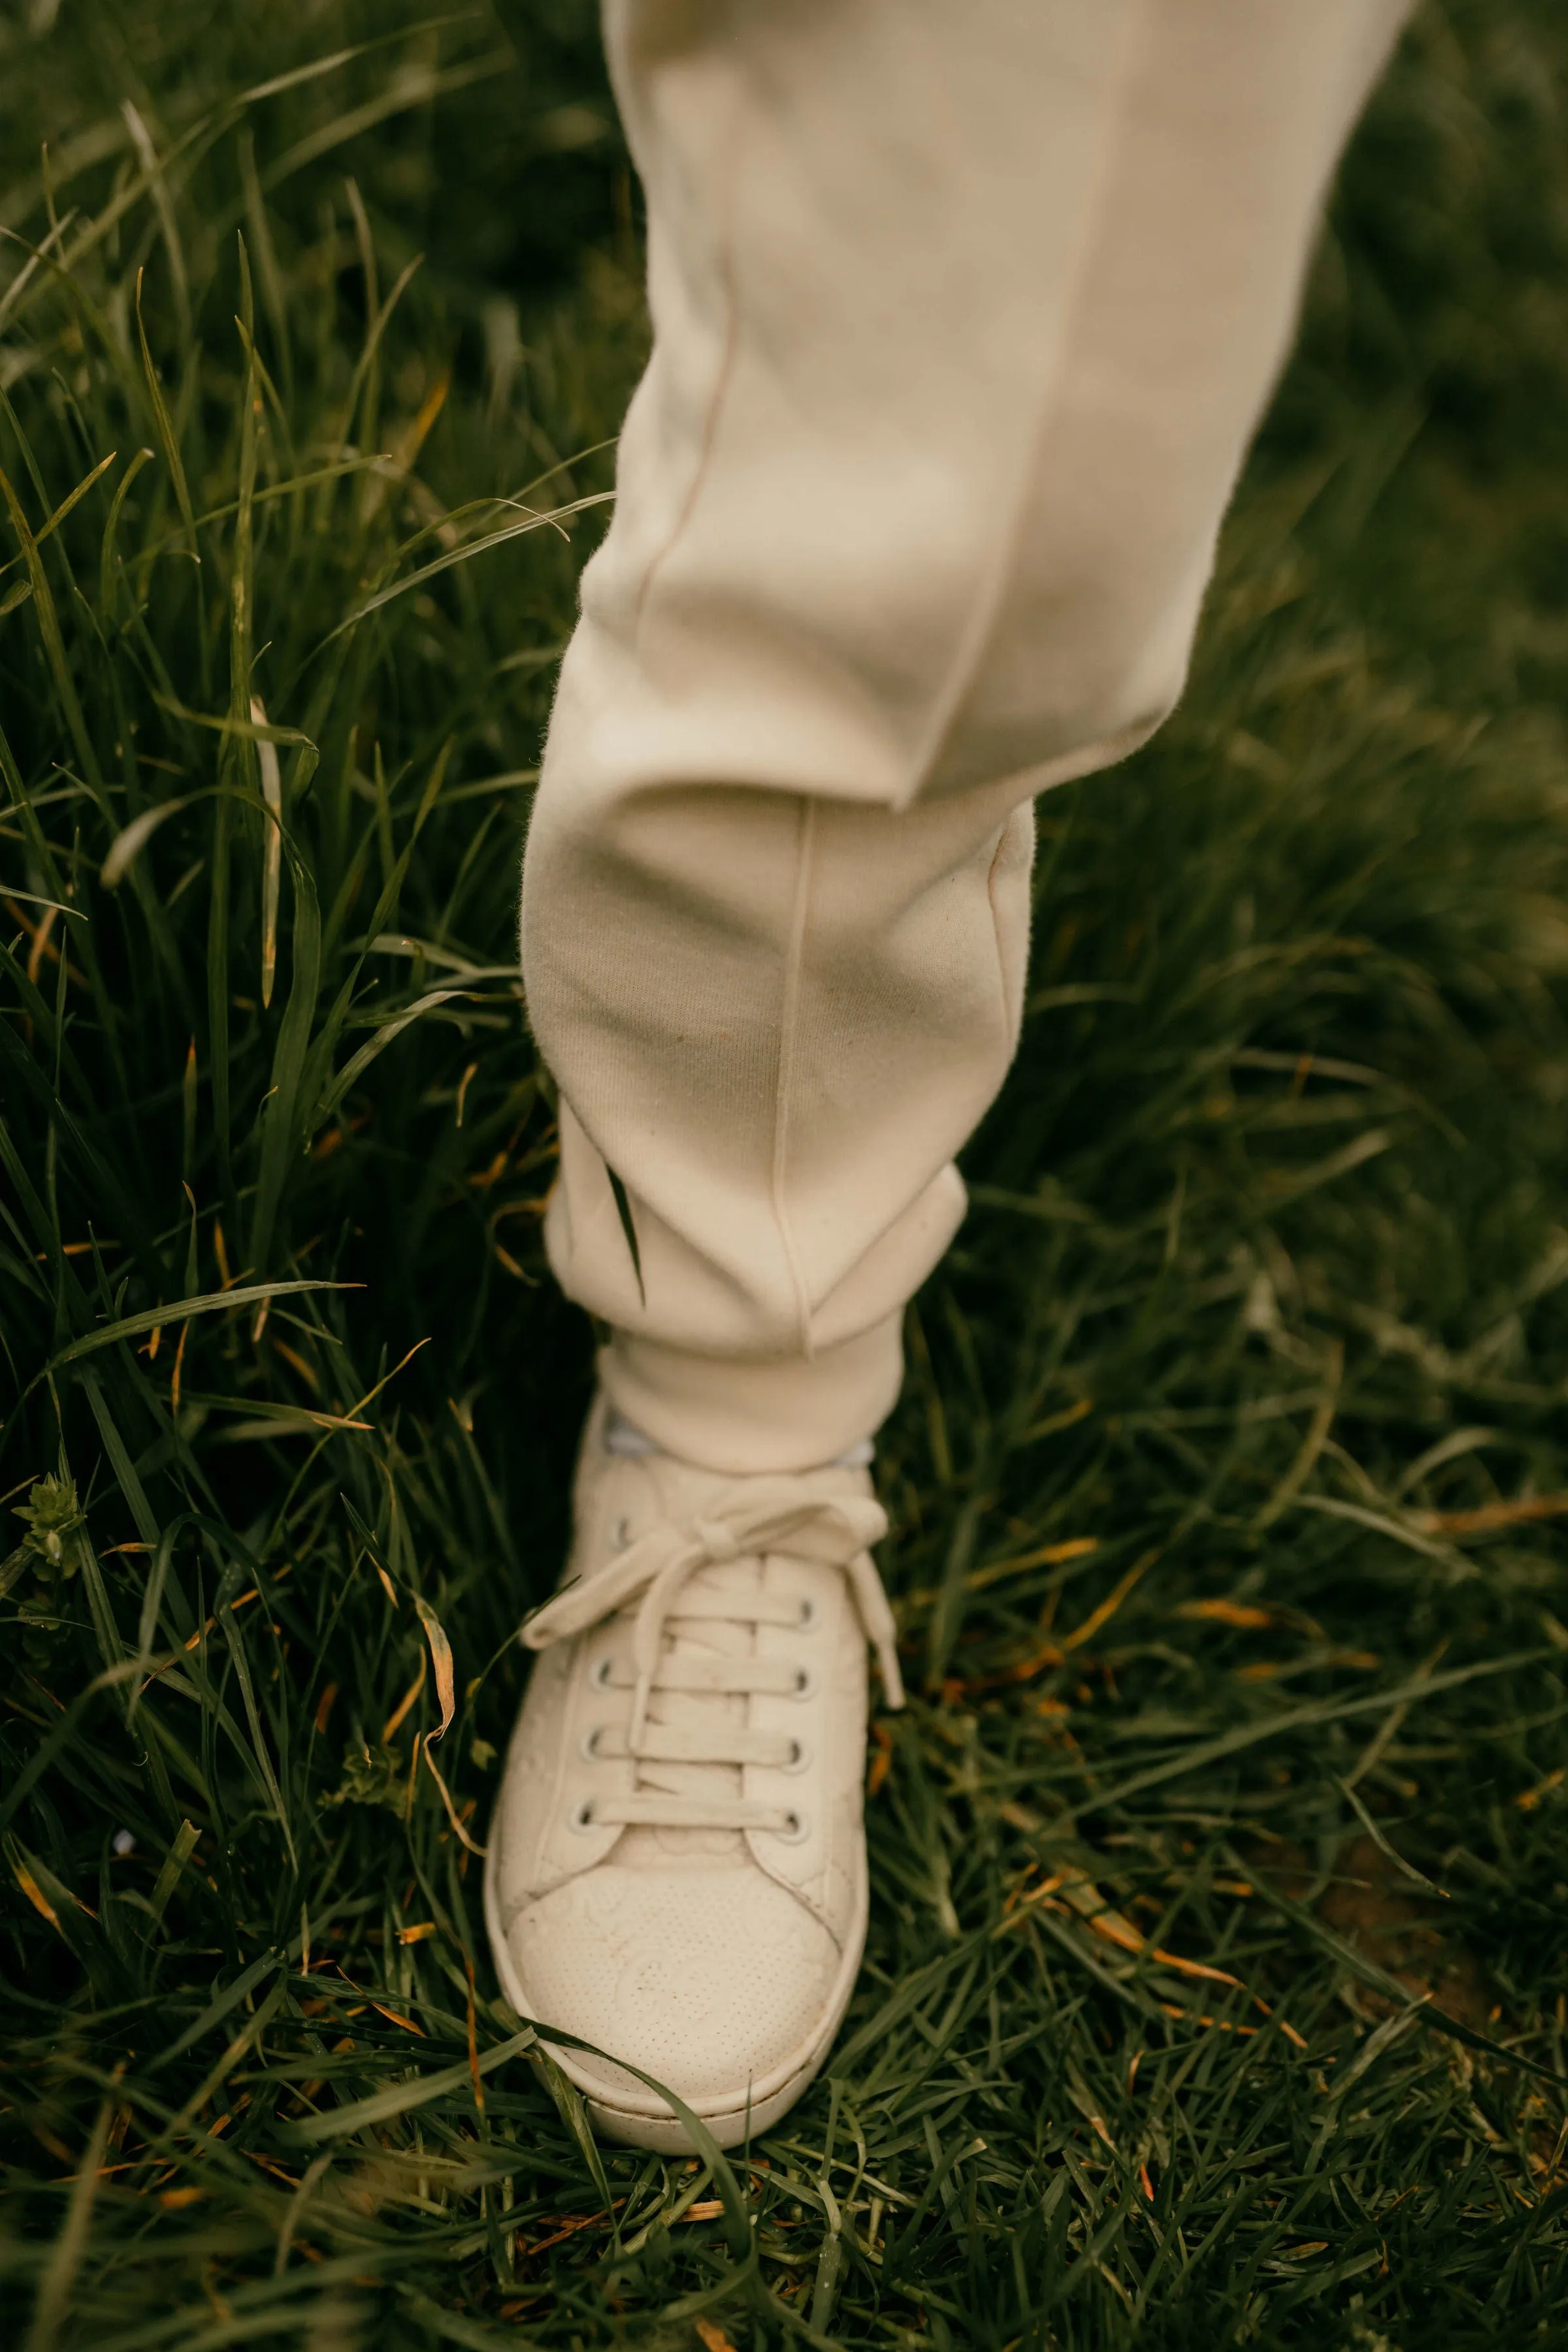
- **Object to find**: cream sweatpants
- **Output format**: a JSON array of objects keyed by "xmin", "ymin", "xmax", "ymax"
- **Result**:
[{"xmin": 521, "ymin": 0, "xmax": 1411, "ymax": 1475}]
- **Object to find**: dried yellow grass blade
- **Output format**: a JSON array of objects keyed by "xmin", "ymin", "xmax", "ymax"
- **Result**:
[
  {"xmin": 1516, "ymin": 1765, "xmax": 1566, "ymax": 1811},
  {"xmin": 694, "ymin": 2319, "xmax": 741, "ymax": 2350},
  {"xmin": 414, "ymin": 1593, "xmax": 455, "ymax": 1740},
  {"xmin": 15, "ymin": 1861, "xmax": 63, "ymax": 1933},
  {"xmin": 367, "ymin": 2001, "xmax": 424, "ymax": 2036},
  {"xmin": 1060, "ymin": 1548, "xmax": 1156, "ymax": 1654},
  {"xmin": 694, "ymin": 2321, "xmax": 742, "ymax": 2352},
  {"xmin": 422, "ymin": 1741, "xmax": 484, "ymax": 1855},
  {"xmin": 1418, "ymin": 1492, "xmax": 1568, "ymax": 1536},
  {"xmin": 382, "ymin": 1647, "xmax": 427, "ymax": 1743},
  {"xmin": 1177, "ymin": 1598, "xmax": 1274, "ymax": 1628}
]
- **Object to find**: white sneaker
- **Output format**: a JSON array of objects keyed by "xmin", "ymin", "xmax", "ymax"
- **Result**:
[{"xmin": 483, "ymin": 1392, "xmax": 904, "ymax": 2151}]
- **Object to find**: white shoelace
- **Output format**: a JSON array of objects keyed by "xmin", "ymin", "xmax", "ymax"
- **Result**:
[{"xmin": 521, "ymin": 1479, "xmax": 906, "ymax": 1834}]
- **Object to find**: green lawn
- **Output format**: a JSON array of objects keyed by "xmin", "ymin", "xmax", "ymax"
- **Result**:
[{"xmin": 3, "ymin": 4, "xmax": 1568, "ymax": 2345}]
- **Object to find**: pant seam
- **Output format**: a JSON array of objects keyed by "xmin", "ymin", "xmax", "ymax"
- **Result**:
[
  {"xmin": 897, "ymin": 0, "xmax": 1153, "ymax": 808},
  {"xmin": 772, "ymin": 794, "xmax": 818, "ymax": 1360},
  {"xmin": 631, "ymin": 10, "xmax": 745, "ymax": 648}
]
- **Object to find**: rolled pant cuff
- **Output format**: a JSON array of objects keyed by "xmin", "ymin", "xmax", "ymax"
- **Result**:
[{"xmin": 597, "ymin": 1315, "xmax": 905, "ymax": 1475}]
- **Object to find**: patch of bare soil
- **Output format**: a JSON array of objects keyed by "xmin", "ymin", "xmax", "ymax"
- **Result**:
[{"xmin": 1255, "ymin": 1834, "xmax": 1492, "ymax": 2030}]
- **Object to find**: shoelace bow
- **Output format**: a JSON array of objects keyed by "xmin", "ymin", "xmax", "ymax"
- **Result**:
[{"xmin": 521, "ymin": 1479, "xmax": 906, "ymax": 1833}]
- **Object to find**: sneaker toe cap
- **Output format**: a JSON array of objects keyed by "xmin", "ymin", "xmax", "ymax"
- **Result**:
[{"xmin": 508, "ymin": 1863, "xmax": 842, "ymax": 2110}]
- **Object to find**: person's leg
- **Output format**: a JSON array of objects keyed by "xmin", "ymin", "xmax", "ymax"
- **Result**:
[
  {"xmin": 490, "ymin": 0, "xmax": 1413, "ymax": 2151},
  {"xmin": 521, "ymin": 0, "xmax": 1412, "ymax": 1476}
]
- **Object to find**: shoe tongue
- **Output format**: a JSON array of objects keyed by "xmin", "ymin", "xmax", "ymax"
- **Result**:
[{"xmin": 615, "ymin": 1471, "xmax": 762, "ymax": 1858}]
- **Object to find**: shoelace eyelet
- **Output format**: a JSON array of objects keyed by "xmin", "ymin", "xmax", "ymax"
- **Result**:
[
  {"xmin": 568, "ymin": 1797, "xmax": 596, "ymax": 1832},
  {"xmin": 591, "ymin": 1655, "xmax": 615, "ymax": 1691},
  {"xmin": 796, "ymin": 1595, "xmax": 819, "ymax": 1631},
  {"xmin": 580, "ymin": 1726, "xmax": 603, "ymax": 1761},
  {"xmin": 774, "ymin": 1809, "xmax": 810, "ymax": 1844},
  {"xmin": 791, "ymin": 1666, "xmax": 818, "ymax": 1701},
  {"xmin": 781, "ymin": 1737, "xmax": 811, "ymax": 1774}
]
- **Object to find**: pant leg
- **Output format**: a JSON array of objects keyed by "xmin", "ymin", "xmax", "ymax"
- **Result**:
[{"xmin": 521, "ymin": 0, "xmax": 1411, "ymax": 1475}]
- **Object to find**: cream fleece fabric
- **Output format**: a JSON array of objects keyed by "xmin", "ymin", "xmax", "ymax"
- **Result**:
[{"xmin": 521, "ymin": 0, "xmax": 1412, "ymax": 1474}]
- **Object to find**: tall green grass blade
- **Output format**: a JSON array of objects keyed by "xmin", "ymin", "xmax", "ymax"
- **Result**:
[
  {"xmin": 133, "ymin": 267, "xmax": 200, "ymax": 563},
  {"xmin": 0, "ymin": 462, "xmax": 102, "ymax": 792},
  {"xmin": 248, "ymin": 836, "xmax": 322, "ymax": 1277}
]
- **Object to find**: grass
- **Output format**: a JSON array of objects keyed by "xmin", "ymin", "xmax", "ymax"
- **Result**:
[{"xmin": 2, "ymin": 1, "xmax": 1568, "ymax": 2344}]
